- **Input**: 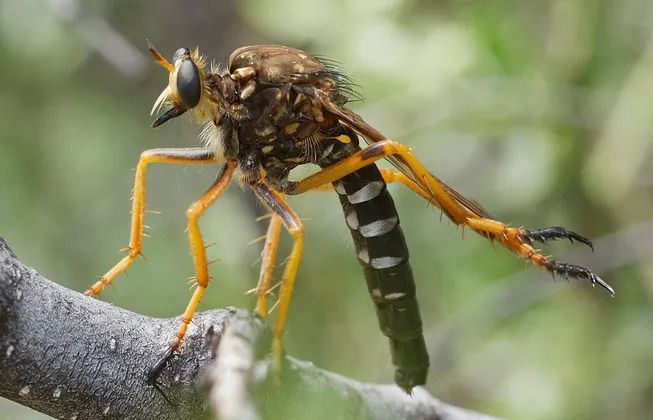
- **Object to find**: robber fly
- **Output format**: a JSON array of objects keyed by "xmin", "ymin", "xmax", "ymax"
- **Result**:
[{"xmin": 84, "ymin": 42, "xmax": 614, "ymax": 393}]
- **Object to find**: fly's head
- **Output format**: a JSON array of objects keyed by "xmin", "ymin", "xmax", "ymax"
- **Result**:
[{"xmin": 147, "ymin": 41, "xmax": 217, "ymax": 128}]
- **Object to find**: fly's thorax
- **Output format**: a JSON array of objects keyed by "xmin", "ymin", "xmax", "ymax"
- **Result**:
[{"xmin": 228, "ymin": 45, "xmax": 328, "ymax": 86}]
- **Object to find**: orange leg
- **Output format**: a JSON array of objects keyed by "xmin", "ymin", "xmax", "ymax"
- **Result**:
[
  {"xmin": 287, "ymin": 140, "xmax": 614, "ymax": 295},
  {"xmin": 254, "ymin": 214, "xmax": 283, "ymax": 318},
  {"xmin": 292, "ymin": 140, "xmax": 469, "ymax": 221},
  {"xmin": 85, "ymin": 148, "xmax": 216, "ymax": 297},
  {"xmin": 251, "ymin": 182, "xmax": 304, "ymax": 370},
  {"xmin": 169, "ymin": 160, "xmax": 237, "ymax": 352},
  {"xmin": 308, "ymin": 167, "xmax": 430, "ymax": 200},
  {"xmin": 378, "ymin": 168, "xmax": 433, "ymax": 201},
  {"xmin": 148, "ymin": 161, "xmax": 236, "ymax": 385}
]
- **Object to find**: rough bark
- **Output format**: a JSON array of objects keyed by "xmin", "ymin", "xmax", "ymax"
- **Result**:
[{"xmin": 0, "ymin": 237, "xmax": 496, "ymax": 419}]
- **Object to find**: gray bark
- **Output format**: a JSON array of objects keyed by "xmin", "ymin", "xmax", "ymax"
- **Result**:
[{"xmin": 0, "ymin": 237, "xmax": 496, "ymax": 420}]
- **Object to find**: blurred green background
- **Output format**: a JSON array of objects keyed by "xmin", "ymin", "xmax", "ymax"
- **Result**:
[{"xmin": 2, "ymin": 0, "xmax": 652, "ymax": 418}]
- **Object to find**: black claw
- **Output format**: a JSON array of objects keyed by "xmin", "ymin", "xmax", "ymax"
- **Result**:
[
  {"xmin": 544, "ymin": 260, "xmax": 615, "ymax": 297},
  {"xmin": 147, "ymin": 348, "xmax": 177, "ymax": 406},
  {"xmin": 524, "ymin": 226, "xmax": 594, "ymax": 251}
]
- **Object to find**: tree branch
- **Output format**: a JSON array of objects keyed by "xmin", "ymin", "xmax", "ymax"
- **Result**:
[{"xmin": 0, "ymin": 237, "xmax": 495, "ymax": 419}]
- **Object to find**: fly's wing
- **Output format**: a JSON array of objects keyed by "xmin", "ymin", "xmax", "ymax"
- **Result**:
[
  {"xmin": 436, "ymin": 177, "xmax": 493, "ymax": 219},
  {"xmin": 311, "ymin": 88, "xmax": 493, "ymax": 220}
]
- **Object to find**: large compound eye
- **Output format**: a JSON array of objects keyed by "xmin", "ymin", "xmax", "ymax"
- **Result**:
[{"xmin": 176, "ymin": 59, "xmax": 201, "ymax": 108}]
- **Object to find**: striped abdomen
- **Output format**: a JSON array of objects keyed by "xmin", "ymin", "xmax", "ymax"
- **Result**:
[{"xmin": 332, "ymin": 161, "xmax": 429, "ymax": 392}]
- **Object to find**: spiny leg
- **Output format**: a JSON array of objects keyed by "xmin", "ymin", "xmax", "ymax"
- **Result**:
[
  {"xmin": 251, "ymin": 182, "xmax": 303, "ymax": 372},
  {"xmin": 147, "ymin": 160, "xmax": 236, "ymax": 383},
  {"xmin": 288, "ymin": 140, "xmax": 613, "ymax": 295},
  {"xmin": 85, "ymin": 148, "xmax": 216, "ymax": 297},
  {"xmin": 379, "ymin": 169, "xmax": 596, "ymax": 252},
  {"xmin": 462, "ymin": 218, "xmax": 613, "ymax": 295},
  {"xmin": 254, "ymin": 214, "xmax": 283, "ymax": 318}
]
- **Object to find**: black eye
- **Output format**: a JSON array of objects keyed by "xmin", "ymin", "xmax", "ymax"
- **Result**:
[
  {"xmin": 177, "ymin": 59, "xmax": 201, "ymax": 108},
  {"xmin": 172, "ymin": 47, "xmax": 189, "ymax": 63}
]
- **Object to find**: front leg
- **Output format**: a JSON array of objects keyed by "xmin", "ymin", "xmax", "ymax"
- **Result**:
[{"xmin": 85, "ymin": 147, "xmax": 216, "ymax": 296}]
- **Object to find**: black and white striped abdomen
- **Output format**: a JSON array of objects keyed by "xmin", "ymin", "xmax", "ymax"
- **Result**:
[{"xmin": 332, "ymin": 161, "xmax": 429, "ymax": 392}]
